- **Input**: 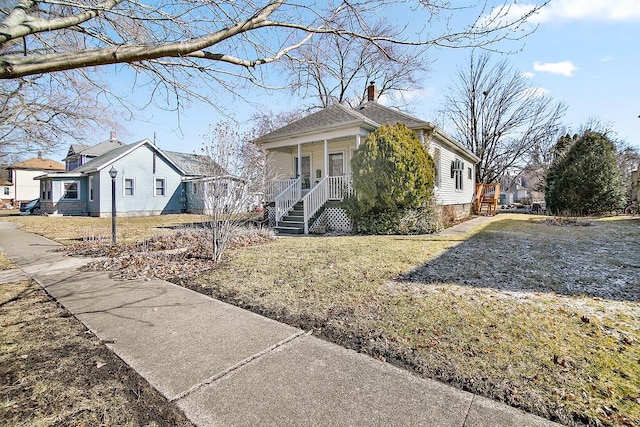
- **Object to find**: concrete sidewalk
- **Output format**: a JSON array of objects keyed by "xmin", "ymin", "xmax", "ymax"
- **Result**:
[{"xmin": 0, "ymin": 221, "xmax": 561, "ymax": 426}]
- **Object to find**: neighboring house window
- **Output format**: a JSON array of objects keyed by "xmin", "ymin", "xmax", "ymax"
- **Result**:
[
  {"xmin": 3, "ymin": 187, "xmax": 9, "ymax": 196},
  {"xmin": 62, "ymin": 181, "xmax": 80, "ymax": 200},
  {"xmin": 451, "ymin": 159, "xmax": 464, "ymax": 191},
  {"xmin": 192, "ymin": 183, "xmax": 198, "ymax": 194},
  {"xmin": 433, "ymin": 148, "xmax": 441, "ymax": 188},
  {"xmin": 124, "ymin": 178, "xmax": 135, "ymax": 196},
  {"xmin": 468, "ymin": 167, "xmax": 472, "ymax": 180},
  {"xmin": 155, "ymin": 178, "xmax": 166, "ymax": 196},
  {"xmin": 42, "ymin": 181, "xmax": 51, "ymax": 200},
  {"xmin": 88, "ymin": 176, "xmax": 94, "ymax": 201}
]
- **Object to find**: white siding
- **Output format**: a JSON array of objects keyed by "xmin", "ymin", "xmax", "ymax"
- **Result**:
[
  {"xmin": 13, "ymin": 170, "xmax": 43, "ymax": 201},
  {"xmin": 427, "ymin": 139, "xmax": 475, "ymax": 206},
  {"xmin": 267, "ymin": 139, "xmax": 358, "ymax": 180}
]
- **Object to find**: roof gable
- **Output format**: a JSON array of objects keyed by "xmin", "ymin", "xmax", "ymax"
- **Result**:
[
  {"xmin": 70, "ymin": 139, "xmax": 181, "ymax": 174},
  {"xmin": 64, "ymin": 139, "xmax": 125, "ymax": 161}
]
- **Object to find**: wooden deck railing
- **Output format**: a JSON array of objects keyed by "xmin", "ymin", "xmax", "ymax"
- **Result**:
[
  {"xmin": 474, "ymin": 183, "xmax": 501, "ymax": 215},
  {"xmin": 274, "ymin": 178, "xmax": 301, "ymax": 223}
]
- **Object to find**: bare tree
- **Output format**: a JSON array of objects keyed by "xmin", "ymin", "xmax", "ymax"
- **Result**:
[
  {"xmin": 285, "ymin": 21, "xmax": 428, "ymax": 109},
  {"xmin": 443, "ymin": 52, "xmax": 566, "ymax": 183},
  {"xmin": 0, "ymin": 72, "xmax": 120, "ymax": 158},
  {"xmin": 1, "ymin": 1, "xmax": 548, "ymax": 101},
  {"xmin": 198, "ymin": 121, "xmax": 273, "ymax": 262}
]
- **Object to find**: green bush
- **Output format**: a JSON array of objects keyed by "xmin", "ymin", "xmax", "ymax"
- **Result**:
[
  {"xmin": 344, "ymin": 123, "xmax": 440, "ymax": 234},
  {"xmin": 545, "ymin": 131, "xmax": 626, "ymax": 215}
]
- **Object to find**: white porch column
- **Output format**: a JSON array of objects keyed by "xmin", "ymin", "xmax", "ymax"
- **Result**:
[
  {"xmin": 356, "ymin": 134, "xmax": 361, "ymax": 149},
  {"xmin": 324, "ymin": 139, "xmax": 329, "ymax": 178},
  {"xmin": 297, "ymin": 144, "xmax": 302, "ymax": 178},
  {"xmin": 419, "ymin": 129, "xmax": 425, "ymax": 145}
]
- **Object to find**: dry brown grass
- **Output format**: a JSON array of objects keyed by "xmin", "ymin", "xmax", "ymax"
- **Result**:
[
  {"xmin": 0, "ymin": 251, "xmax": 14, "ymax": 270},
  {"xmin": 184, "ymin": 214, "xmax": 639, "ymax": 427},
  {"xmin": 0, "ymin": 279, "xmax": 194, "ymax": 426},
  {"xmin": 4, "ymin": 213, "xmax": 206, "ymax": 243},
  {"xmin": 3, "ymin": 212, "xmax": 639, "ymax": 426}
]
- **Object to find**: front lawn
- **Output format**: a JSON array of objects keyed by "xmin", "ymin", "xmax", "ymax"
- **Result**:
[
  {"xmin": 4, "ymin": 212, "xmax": 639, "ymax": 426},
  {"xmin": 184, "ymin": 215, "xmax": 639, "ymax": 427},
  {"xmin": 4, "ymin": 213, "xmax": 207, "ymax": 243}
]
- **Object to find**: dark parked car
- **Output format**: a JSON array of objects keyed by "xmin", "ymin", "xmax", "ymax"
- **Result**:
[{"xmin": 19, "ymin": 198, "xmax": 40, "ymax": 214}]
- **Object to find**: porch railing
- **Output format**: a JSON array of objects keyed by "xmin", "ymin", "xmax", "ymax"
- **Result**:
[
  {"xmin": 327, "ymin": 175, "xmax": 352, "ymax": 200},
  {"xmin": 302, "ymin": 177, "xmax": 329, "ymax": 234},
  {"xmin": 274, "ymin": 178, "xmax": 301, "ymax": 223},
  {"xmin": 266, "ymin": 179, "xmax": 297, "ymax": 202}
]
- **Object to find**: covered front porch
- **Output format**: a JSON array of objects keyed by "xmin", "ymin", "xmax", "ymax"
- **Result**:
[
  {"xmin": 262, "ymin": 133, "xmax": 366, "ymax": 234},
  {"xmin": 266, "ymin": 174, "xmax": 352, "ymax": 235}
]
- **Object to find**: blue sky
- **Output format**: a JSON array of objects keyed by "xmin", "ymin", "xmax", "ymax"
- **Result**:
[{"xmin": 55, "ymin": 1, "xmax": 640, "ymax": 159}]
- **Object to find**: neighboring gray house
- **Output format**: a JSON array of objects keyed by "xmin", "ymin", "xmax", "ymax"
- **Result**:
[
  {"xmin": 64, "ymin": 131, "xmax": 125, "ymax": 171},
  {"xmin": 36, "ymin": 139, "xmax": 204, "ymax": 217}
]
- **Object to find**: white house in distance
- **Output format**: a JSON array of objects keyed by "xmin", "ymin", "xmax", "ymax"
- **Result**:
[
  {"xmin": 2, "ymin": 153, "xmax": 65, "ymax": 205},
  {"xmin": 256, "ymin": 82, "xmax": 480, "ymax": 234}
]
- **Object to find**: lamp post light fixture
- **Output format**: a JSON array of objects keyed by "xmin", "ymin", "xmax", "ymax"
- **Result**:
[{"xmin": 109, "ymin": 166, "xmax": 117, "ymax": 244}]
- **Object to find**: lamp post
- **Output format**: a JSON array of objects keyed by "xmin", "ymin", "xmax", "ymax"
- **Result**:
[{"xmin": 109, "ymin": 166, "xmax": 117, "ymax": 244}]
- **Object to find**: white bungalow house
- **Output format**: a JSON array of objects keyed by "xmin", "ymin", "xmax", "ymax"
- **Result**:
[{"xmin": 256, "ymin": 83, "xmax": 480, "ymax": 234}]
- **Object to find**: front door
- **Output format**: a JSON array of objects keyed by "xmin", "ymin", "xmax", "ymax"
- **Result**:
[
  {"xmin": 295, "ymin": 156, "xmax": 311, "ymax": 189},
  {"xmin": 329, "ymin": 152, "xmax": 344, "ymax": 176}
]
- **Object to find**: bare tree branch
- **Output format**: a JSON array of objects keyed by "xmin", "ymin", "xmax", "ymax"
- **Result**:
[{"xmin": 443, "ymin": 51, "xmax": 566, "ymax": 184}]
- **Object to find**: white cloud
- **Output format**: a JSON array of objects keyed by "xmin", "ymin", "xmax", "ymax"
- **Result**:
[
  {"xmin": 519, "ymin": 87, "xmax": 550, "ymax": 100},
  {"xmin": 521, "ymin": 71, "xmax": 535, "ymax": 79},
  {"xmin": 601, "ymin": 56, "xmax": 613, "ymax": 62},
  {"xmin": 485, "ymin": 1, "xmax": 640, "ymax": 26},
  {"xmin": 379, "ymin": 87, "xmax": 433, "ymax": 105},
  {"xmin": 533, "ymin": 61, "xmax": 577, "ymax": 77}
]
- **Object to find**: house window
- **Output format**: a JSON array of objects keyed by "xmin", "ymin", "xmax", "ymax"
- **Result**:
[
  {"xmin": 124, "ymin": 178, "xmax": 135, "ymax": 196},
  {"xmin": 468, "ymin": 167, "xmax": 472, "ymax": 180},
  {"xmin": 62, "ymin": 181, "xmax": 80, "ymax": 200},
  {"xmin": 88, "ymin": 176, "xmax": 94, "ymax": 201},
  {"xmin": 155, "ymin": 178, "xmax": 166, "ymax": 196},
  {"xmin": 192, "ymin": 183, "xmax": 198, "ymax": 194},
  {"xmin": 433, "ymin": 148, "xmax": 441, "ymax": 188},
  {"xmin": 3, "ymin": 187, "xmax": 9, "ymax": 196},
  {"xmin": 451, "ymin": 159, "xmax": 464, "ymax": 191}
]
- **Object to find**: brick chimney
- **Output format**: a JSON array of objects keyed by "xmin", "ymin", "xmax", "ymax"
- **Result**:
[
  {"xmin": 37, "ymin": 151, "xmax": 42, "ymax": 159},
  {"xmin": 110, "ymin": 130, "xmax": 116, "ymax": 141},
  {"xmin": 367, "ymin": 81, "xmax": 378, "ymax": 102}
]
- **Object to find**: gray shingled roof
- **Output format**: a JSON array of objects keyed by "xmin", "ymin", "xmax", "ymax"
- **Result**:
[
  {"xmin": 164, "ymin": 151, "xmax": 215, "ymax": 176},
  {"xmin": 354, "ymin": 101, "xmax": 431, "ymax": 129},
  {"xmin": 258, "ymin": 103, "xmax": 373, "ymax": 142},
  {"xmin": 64, "ymin": 140, "xmax": 124, "ymax": 161},
  {"xmin": 257, "ymin": 102, "xmax": 433, "ymax": 144},
  {"xmin": 70, "ymin": 141, "xmax": 221, "ymax": 177},
  {"xmin": 71, "ymin": 142, "xmax": 139, "ymax": 174}
]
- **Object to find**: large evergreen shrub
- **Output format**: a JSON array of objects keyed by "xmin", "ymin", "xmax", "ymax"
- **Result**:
[
  {"xmin": 545, "ymin": 131, "xmax": 625, "ymax": 215},
  {"xmin": 343, "ymin": 123, "xmax": 441, "ymax": 234}
]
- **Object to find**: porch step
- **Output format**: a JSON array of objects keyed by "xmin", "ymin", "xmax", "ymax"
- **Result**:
[
  {"xmin": 275, "ymin": 201, "xmax": 305, "ymax": 235},
  {"xmin": 275, "ymin": 225, "xmax": 305, "ymax": 235}
]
